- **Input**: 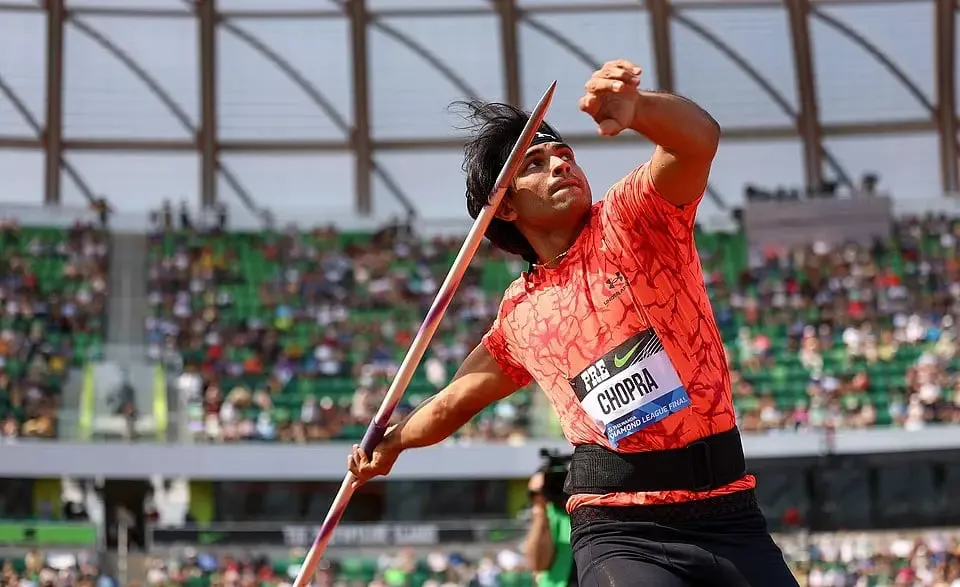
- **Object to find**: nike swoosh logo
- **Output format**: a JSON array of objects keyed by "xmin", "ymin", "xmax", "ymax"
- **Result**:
[{"xmin": 613, "ymin": 341, "xmax": 643, "ymax": 369}]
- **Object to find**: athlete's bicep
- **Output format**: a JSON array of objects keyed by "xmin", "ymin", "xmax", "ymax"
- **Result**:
[
  {"xmin": 481, "ymin": 315, "xmax": 534, "ymax": 388},
  {"xmin": 446, "ymin": 343, "xmax": 524, "ymax": 413},
  {"xmin": 602, "ymin": 162, "xmax": 702, "ymax": 258},
  {"xmin": 648, "ymin": 144, "xmax": 713, "ymax": 207}
]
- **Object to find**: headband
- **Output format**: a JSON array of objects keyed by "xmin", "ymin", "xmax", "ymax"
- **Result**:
[{"xmin": 530, "ymin": 128, "xmax": 564, "ymax": 147}]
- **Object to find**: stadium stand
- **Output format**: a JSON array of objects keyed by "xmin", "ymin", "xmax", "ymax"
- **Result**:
[
  {"xmin": 784, "ymin": 530, "xmax": 960, "ymax": 586},
  {"xmin": 2, "ymin": 537, "xmax": 960, "ymax": 585},
  {"xmin": 146, "ymin": 222, "xmax": 531, "ymax": 443},
  {"xmin": 721, "ymin": 213, "xmax": 960, "ymax": 432},
  {"xmin": 0, "ymin": 550, "xmax": 113, "ymax": 587},
  {"xmin": 2, "ymin": 212, "xmax": 958, "ymax": 587},
  {"xmin": 148, "ymin": 214, "xmax": 960, "ymax": 443},
  {"xmin": 9, "ymin": 528, "xmax": 942, "ymax": 586},
  {"xmin": 138, "ymin": 548, "xmax": 534, "ymax": 587},
  {"xmin": 0, "ymin": 218, "xmax": 109, "ymax": 440}
]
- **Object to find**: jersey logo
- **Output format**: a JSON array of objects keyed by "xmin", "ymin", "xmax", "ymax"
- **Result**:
[
  {"xmin": 605, "ymin": 271, "xmax": 625, "ymax": 290},
  {"xmin": 613, "ymin": 340, "xmax": 643, "ymax": 369},
  {"xmin": 602, "ymin": 271, "xmax": 628, "ymax": 307}
]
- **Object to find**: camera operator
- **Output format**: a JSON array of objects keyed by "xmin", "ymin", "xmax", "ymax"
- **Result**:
[{"xmin": 524, "ymin": 450, "xmax": 577, "ymax": 587}]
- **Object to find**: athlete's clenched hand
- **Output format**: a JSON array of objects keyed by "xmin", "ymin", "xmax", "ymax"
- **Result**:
[
  {"xmin": 347, "ymin": 429, "xmax": 402, "ymax": 488},
  {"xmin": 578, "ymin": 59, "xmax": 643, "ymax": 137}
]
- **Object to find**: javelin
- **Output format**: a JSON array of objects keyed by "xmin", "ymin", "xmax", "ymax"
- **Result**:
[{"xmin": 291, "ymin": 80, "xmax": 558, "ymax": 587}]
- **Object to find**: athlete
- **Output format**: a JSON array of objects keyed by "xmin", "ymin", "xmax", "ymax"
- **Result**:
[{"xmin": 348, "ymin": 59, "xmax": 799, "ymax": 586}]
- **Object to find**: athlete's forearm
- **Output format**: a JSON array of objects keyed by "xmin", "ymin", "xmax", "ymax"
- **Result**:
[
  {"xmin": 630, "ymin": 91, "xmax": 720, "ymax": 157},
  {"xmin": 392, "ymin": 382, "xmax": 486, "ymax": 451},
  {"xmin": 386, "ymin": 343, "xmax": 519, "ymax": 452}
]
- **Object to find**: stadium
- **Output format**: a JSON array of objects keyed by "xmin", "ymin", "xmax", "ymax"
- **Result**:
[{"xmin": 1, "ymin": 0, "xmax": 960, "ymax": 585}]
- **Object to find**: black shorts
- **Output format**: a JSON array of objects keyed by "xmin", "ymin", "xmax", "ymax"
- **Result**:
[{"xmin": 570, "ymin": 490, "xmax": 800, "ymax": 587}]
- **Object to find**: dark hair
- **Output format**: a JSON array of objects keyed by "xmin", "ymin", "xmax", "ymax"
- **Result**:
[{"xmin": 453, "ymin": 100, "xmax": 564, "ymax": 264}]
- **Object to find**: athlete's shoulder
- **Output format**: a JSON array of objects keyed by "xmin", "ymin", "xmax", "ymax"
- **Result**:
[
  {"xmin": 598, "ymin": 161, "xmax": 700, "ymax": 247},
  {"xmin": 602, "ymin": 162, "xmax": 653, "ymax": 199},
  {"xmin": 592, "ymin": 193, "xmax": 624, "ymax": 237},
  {"xmin": 496, "ymin": 274, "xmax": 531, "ymax": 318}
]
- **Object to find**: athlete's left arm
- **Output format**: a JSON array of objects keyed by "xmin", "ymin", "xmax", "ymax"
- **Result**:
[{"xmin": 629, "ymin": 91, "xmax": 720, "ymax": 207}]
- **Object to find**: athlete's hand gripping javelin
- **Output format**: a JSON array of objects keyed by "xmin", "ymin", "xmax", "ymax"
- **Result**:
[
  {"xmin": 347, "ymin": 422, "xmax": 401, "ymax": 486},
  {"xmin": 578, "ymin": 59, "xmax": 644, "ymax": 137}
]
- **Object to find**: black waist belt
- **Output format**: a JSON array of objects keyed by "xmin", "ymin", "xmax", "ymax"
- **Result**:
[
  {"xmin": 570, "ymin": 489, "xmax": 758, "ymax": 530},
  {"xmin": 564, "ymin": 426, "xmax": 747, "ymax": 494}
]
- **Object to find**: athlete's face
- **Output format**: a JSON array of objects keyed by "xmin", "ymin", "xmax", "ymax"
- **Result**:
[{"xmin": 498, "ymin": 142, "xmax": 592, "ymax": 229}]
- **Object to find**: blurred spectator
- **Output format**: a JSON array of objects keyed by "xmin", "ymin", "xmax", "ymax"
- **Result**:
[
  {"xmin": 90, "ymin": 198, "xmax": 113, "ymax": 229},
  {"xmin": 110, "ymin": 368, "xmax": 139, "ymax": 441}
]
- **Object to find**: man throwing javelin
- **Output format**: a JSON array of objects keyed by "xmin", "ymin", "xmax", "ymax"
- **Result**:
[{"xmin": 348, "ymin": 59, "xmax": 799, "ymax": 586}]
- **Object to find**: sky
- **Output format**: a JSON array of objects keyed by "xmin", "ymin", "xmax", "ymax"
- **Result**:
[{"xmin": 0, "ymin": 0, "xmax": 951, "ymax": 229}]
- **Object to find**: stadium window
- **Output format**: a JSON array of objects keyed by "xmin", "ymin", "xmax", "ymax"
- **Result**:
[
  {"xmin": 384, "ymin": 480, "xmax": 509, "ymax": 521},
  {"xmin": 875, "ymin": 464, "xmax": 939, "ymax": 528},
  {"xmin": 813, "ymin": 467, "xmax": 872, "ymax": 530},
  {"xmin": 941, "ymin": 463, "xmax": 960, "ymax": 526},
  {"xmin": 210, "ymin": 480, "xmax": 510, "ymax": 523},
  {"xmin": 0, "ymin": 479, "xmax": 34, "ymax": 520},
  {"xmin": 213, "ymin": 482, "xmax": 383, "ymax": 523},
  {"xmin": 753, "ymin": 467, "xmax": 809, "ymax": 532}
]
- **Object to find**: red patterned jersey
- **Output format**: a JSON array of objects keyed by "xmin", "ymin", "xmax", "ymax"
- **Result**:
[{"xmin": 482, "ymin": 163, "xmax": 755, "ymax": 510}]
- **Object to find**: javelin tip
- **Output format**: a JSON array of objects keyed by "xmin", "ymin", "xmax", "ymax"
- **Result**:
[{"xmin": 528, "ymin": 80, "xmax": 558, "ymax": 123}]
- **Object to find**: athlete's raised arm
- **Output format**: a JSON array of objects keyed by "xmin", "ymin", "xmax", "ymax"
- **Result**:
[
  {"xmin": 579, "ymin": 59, "xmax": 720, "ymax": 207},
  {"xmin": 347, "ymin": 343, "xmax": 521, "ymax": 485}
]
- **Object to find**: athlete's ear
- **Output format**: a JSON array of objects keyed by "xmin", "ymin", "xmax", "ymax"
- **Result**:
[{"xmin": 495, "ymin": 192, "xmax": 519, "ymax": 222}]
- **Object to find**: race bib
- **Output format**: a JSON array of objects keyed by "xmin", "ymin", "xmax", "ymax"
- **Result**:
[{"xmin": 569, "ymin": 329, "xmax": 691, "ymax": 448}]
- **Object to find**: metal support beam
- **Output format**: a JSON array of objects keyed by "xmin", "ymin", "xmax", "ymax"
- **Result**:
[
  {"xmin": 786, "ymin": 0, "xmax": 823, "ymax": 190},
  {"xmin": 367, "ymin": 118, "xmax": 937, "ymax": 149},
  {"xmin": 198, "ymin": 0, "xmax": 218, "ymax": 208},
  {"xmin": 44, "ymin": 0, "xmax": 65, "ymax": 205},
  {"xmin": 498, "ymin": 0, "xmax": 522, "ymax": 106},
  {"xmin": 648, "ymin": 0, "xmax": 674, "ymax": 92},
  {"xmin": 0, "ymin": 137, "xmax": 42, "ymax": 150},
  {"xmin": 0, "ymin": 118, "xmax": 938, "ymax": 152},
  {"xmin": 936, "ymin": 0, "xmax": 958, "ymax": 194},
  {"xmin": 349, "ymin": 0, "xmax": 373, "ymax": 215}
]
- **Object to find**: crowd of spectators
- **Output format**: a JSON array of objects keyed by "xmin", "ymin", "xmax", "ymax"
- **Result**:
[
  {"xmin": 148, "ymin": 216, "xmax": 528, "ymax": 444},
  {"xmin": 10, "ymin": 530, "xmax": 958, "ymax": 586},
  {"xmin": 712, "ymin": 214, "xmax": 960, "ymax": 433},
  {"xmin": 786, "ymin": 531, "xmax": 960, "ymax": 586},
  {"xmin": 147, "ymin": 211, "xmax": 960, "ymax": 443},
  {"xmin": 0, "ymin": 219, "xmax": 109, "ymax": 441},
  {"xmin": 137, "ymin": 547, "xmax": 532, "ymax": 587},
  {"xmin": 0, "ymin": 550, "xmax": 115, "ymax": 587}
]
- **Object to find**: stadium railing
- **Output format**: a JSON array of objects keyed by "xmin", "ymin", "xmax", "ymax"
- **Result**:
[{"xmin": 6, "ymin": 416, "xmax": 959, "ymax": 480}]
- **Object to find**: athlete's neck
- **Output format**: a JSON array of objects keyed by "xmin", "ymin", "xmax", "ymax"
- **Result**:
[{"xmin": 526, "ymin": 215, "xmax": 589, "ymax": 268}]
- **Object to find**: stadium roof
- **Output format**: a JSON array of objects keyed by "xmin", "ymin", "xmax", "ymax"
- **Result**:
[{"xmin": 0, "ymin": 0, "xmax": 954, "ymax": 225}]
